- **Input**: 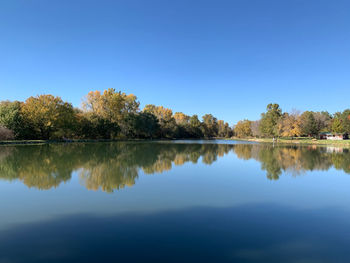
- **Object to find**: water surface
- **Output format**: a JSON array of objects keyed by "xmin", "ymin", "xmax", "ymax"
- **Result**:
[{"xmin": 1, "ymin": 141, "xmax": 350, "ymax": 262}]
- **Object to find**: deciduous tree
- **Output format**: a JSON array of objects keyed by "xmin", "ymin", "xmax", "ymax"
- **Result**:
[
  {"xmin": 143, "ymin": 105, "xmax": 176, "ymax": 138},
  {"xmin": 331, "ymin": 118, "xmax": 344, "ymax": 134},
  {"xmin": 83, "ymin": 89, "xmax": 139, "ymax": 123},
  {"xmin": 278, "ymin": 111, "xmax": 302, "ymax": 137},
  {"xmin": 234, "ymin": 120, "xmax": 252, "ymax": 138},
  {"xmin": 21, "ymin": 95, "xmax": 75, "ymax": 139},
  {"xmin": 217, "ymin": 120, "xmax": 232, "ymax": 138},
  {"xmin": 202, "ymin": 114, "xmax": 218, "ymax": 138}
]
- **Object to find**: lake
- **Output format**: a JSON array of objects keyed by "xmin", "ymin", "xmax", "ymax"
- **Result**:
[{"xmin": 0, "ymin": 140, "xmax": 350, "ymax": 263}]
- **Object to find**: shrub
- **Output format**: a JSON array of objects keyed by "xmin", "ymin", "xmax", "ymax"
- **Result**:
[{"xmin": 0, "ymin": 126, "xmax": 14, "ymax": 140}]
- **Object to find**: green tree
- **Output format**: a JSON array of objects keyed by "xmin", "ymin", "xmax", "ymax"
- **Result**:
[
  {"xmin": 331, "ymin": 117, "xmax": 344, "ymax": 134},
  {"xmin": 0, "ymin": 101, "xmax": 31, "ymax": 139},
  {"xmin": 123, "ymin": 112, "xmax": 160, "ymax": 139},
  {"xmin": 217, "ymin": 120, "xmax": 232, "ymax": 138},
  {"xmin": 189, "ymin": 115, "xmax": 203, "ymax": 138},
  {"xmin": 300, "ymin": 111, "xmax": 319, "ymax": 137},
  {"xmin": 190, "ymin": 114, "xmax": 201, "ymax": 128},
  {"xmin": 259, "ymin": 103, "xmax": 282, "ymax": 137},
  {"xmin": 75, "ymin": 112, "xmax": 120, "ymax": 139},
  {"xmin": 314, "ymin": 111, "xmax": 332, "ymax": 132},
  {"xmin": 201, "ymin": 114, "xmax": 218, "ymax": 138},
  {"xmin": 338, "ymin": 109, "xmax": 350, "ymax": 134}
]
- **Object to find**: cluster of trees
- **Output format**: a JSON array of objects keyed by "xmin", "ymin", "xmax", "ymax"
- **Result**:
[
  {"xmin": 234, "ymin": 103, "xmax": 350, "ymax": 138},
  {"xmin": 0, "ymin": 89, "xmax": 233, "ymax": 140},
  {"xmin": 2, "ymin": 93, "xmax": 348, "ymax": 141}
]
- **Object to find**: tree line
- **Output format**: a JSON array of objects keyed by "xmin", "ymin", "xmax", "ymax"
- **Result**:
[
  {"xmin": 234, "ymin": 103, "xmax": 350, "ymax": 138},
  {"xmin": 1, "ymin": 91, "xmax": 349, "ymax": 141},
  {"xmin": 0, "ymin": 89, "xmax": 233, "ymax": 140}
]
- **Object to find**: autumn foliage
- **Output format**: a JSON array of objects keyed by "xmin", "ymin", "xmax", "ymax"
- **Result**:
[
  {"xmin": 0, "ymin": 89, "xmax": 232, "ymax": 140},
  {"xmin": 1, "ymin": 91, "xmax": 349, "ymax": 141},
  {"xmin": 234, "ymin": 104, "xmax": 350, "ymax": 138}
]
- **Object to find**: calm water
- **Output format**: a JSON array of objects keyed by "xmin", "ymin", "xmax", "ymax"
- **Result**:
[{"xmin": 1, "ymin": 140, "xmax": 350, "ymax": 263}]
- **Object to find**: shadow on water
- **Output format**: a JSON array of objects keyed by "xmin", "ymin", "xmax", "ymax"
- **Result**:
[
  {"xmin": 0, "ymin": 142, "xmax": 350, "ymax": 191},
  {"xmin": 0, "ymin": 203, "xmax": 349, "ymax": 263}
]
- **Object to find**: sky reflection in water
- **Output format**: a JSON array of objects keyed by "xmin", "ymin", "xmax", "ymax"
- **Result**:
[{"xmin": 0, "ymin": 141, "xmax": 350, "ymax": 262}]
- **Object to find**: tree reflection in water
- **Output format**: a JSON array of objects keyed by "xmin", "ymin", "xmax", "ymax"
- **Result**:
[{"xmin": 0, "ymin": 142, "xmax": 349, "ymax": 191}]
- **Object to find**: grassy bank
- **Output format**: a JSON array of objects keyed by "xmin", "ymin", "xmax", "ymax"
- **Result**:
[{"xmin": 229, "ymin": 137, "xmax": 350, "ymax": 147}]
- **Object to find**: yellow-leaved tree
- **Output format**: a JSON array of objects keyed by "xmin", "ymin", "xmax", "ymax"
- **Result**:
[
  {"xmin": 174, "ymin": 112, "xmax": 190, "ymax": 125},
  {"xmin": 82, "ymin": 88, "xmax": 140, "ymax": 123},
  {"xmin": 278, "ymin": 111, "xmax": 302, "ymax": 137},
  {"xmin": 21, "ymin": 94, "xmax": 75, "ymax": 139},
  {"xmin": 143, "ymin": 104, "xmax": 175, "ymax": 138},
  {"xmin": 234, "ymin": 120, "xmax": 252, "ymax": 138}
]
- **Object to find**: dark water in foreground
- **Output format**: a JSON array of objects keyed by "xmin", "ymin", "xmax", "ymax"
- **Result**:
[{"xmin": 1, "ymin": 140, "xmax": 350, "ymax": 263}]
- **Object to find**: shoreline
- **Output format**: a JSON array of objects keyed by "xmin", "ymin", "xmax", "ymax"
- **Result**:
[
  {"xmin": 0, "ymin": 138, "xmax": 211, "ymax": 146},
  {"xmin": 0, "ymin": 139, "xmax": 152, "ymax": 146},
  {"xmin": 227, "ymin": 137, "xmax": 350, "ymax": 147},
  {"xmin": 1, "ymin": 137, "xmax": 350, "ymax": 147}
]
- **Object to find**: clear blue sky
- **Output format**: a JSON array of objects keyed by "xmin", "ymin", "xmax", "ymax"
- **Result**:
[{"xmin": 1, "ymin": 0, "xmax": 349, "ymax": 124}]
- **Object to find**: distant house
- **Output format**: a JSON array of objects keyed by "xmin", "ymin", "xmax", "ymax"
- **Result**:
[
  {"xmin": 320, "ymin": 132, "xmax": 348, "ymax": 140},
  {"xmin": 319, "ymin": 132, "xmax": 331, "ymax": 140}
]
